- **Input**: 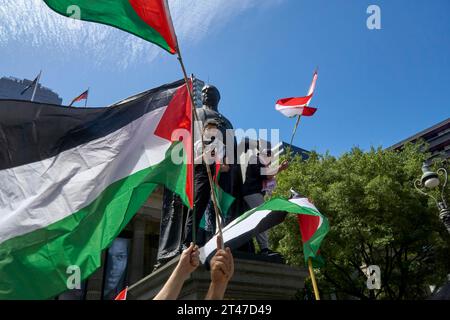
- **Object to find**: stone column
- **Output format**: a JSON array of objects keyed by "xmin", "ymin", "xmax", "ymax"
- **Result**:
[{"xmin": 129, "ymin": 216, "xmax": 146, "ymax": 284}]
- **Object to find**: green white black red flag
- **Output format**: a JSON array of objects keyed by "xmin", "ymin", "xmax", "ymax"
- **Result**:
[{"xmin": 0, "ymin": 80, "xmax": 193, "ymax": 299}]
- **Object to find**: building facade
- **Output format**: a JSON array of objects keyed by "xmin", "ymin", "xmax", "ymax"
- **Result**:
[
  {"xmin": 0, "ymin": 76, "xmax": 62, "ymax": 105},
  {"xmin": 390, "ymin": 118, "xmax": 450, "ymax": 160}
]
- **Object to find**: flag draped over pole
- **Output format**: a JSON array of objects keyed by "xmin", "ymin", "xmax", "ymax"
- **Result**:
[
  {"xmin": 291, "ymin": 192, "xmax": 329, "ymax": 300},
  {"xmin": 199, "ymin": 197, "xmax": 329, "ymax": 264},
  {"xmin": 199, "ymin": 195, "xmax": 329, "ymax": 300},
  {"xmin": 20, "ymin": 71, "xmax": 42, "ymax": 102},
  {"xmin": 0, "ymin": 80, "xmax": 194, "ymax": 299}
]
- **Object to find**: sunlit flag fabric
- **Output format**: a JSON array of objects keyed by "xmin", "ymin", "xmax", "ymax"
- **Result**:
[
  {"xmin": 69, "ymin": 89, "xmax": 89, "ymax": 107},
  {"xmin": 294, "ymin": 195, "xmax": 329, "ymax": 267},
  {"xmin": 0, "ymin": 79, "xmax": 194, "ymax": 299},
  {"xmin": 275, "ymin": 71, "xmax": 318, "ymax": 118},
  {"xmin": 199, "ymin": 160, "xmax": 235, "ymax": 231},
  {"xmin": 199, "ymin": 197, "xmax": 329, "ymax": 264},
  {"xmin": 42, "ymin": 0, "xmax": 178, "ymax": 54},
  {"xmin": 114, "ymin": 287, "xmax": 128, "ymax": 300}
]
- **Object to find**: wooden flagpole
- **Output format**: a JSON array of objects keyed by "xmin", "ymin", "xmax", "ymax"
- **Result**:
[
  {"xmin": 308, "ymin": 257, "xmax": 321, "ymax": 300},
  {"xmin": 176, "ymin": 48, "xmax": 224, "ymax": 249},
  {"xmin": 190, "ymin": 75, "xmax": 197, "ymax": 244},
  {"xmin": 289, "ymin": 115, "xmax": 302, "ymax": 152}
]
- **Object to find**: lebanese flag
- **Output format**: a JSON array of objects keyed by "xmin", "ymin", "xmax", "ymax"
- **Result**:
[
  {"xmin": 69, "ymin": 89, "xmax": 89, "ymax": 107},
  {"xmin": 0, "ymin": 79, "xmax": 193, "ymax": 299},
  {"xmin": 275, "ymin": 71, "xmax": 318, "ymax": 118},
  {"xmin": 43, "ymin": 0, "xmax": 178, "ymax": 54},
  {"xmin": 114, "ymin": 287, "xmax": 128, "ymax": 300}
]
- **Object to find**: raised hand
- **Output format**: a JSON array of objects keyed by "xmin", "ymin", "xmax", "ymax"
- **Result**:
[
  {"xmin": 210, "ymin": 235, "xmax": 234, "ymax": 286},
  {"xmin": 176, "ymin": 242, "xmax": 200, "ymax": 280}
]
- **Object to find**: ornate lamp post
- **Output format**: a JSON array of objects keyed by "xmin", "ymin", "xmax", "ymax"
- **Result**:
[{"xmin": 414, "ymin": 162, "xmax": 449, "ymax": 233}]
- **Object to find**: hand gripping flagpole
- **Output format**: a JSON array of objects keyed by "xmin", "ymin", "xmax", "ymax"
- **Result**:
[
  {"xmin": 176, "ymin": 47, "xmax": 224, "ymax": 250},
  {"xmin": 308, "ymin": 257, "xmax": 321, "ymax": 300}
]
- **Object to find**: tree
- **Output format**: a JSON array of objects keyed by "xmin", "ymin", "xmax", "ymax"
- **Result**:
[{"xmin": 271, "ymin": 143, "xmax": 450, "ymax": 300}]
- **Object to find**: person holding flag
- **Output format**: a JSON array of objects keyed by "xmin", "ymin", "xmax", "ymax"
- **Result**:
[
  {"xmin": 117, "ymin": 236, "xmax": 234, "ymax": 300},
  {"xmin": 241, "ymin": 142, "xmax": 289, "ymax": 256},
  {"xmin": 43, "ymin": 0, "xmax": 228, "ymax": 249}
]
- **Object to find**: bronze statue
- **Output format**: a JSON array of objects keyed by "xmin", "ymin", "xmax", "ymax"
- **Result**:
[
  {"xmin": 184, "ymin": 84, "xmax": 238, "ymax": 246},
  {"xmin": 155, "ymin": 84, "xmax": 243, "ymax": 270}
]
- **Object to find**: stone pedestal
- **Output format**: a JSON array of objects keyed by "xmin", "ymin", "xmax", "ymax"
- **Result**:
[{"xmin": 127, "ymin": 254, "xmax": 307, "ymax": 300}]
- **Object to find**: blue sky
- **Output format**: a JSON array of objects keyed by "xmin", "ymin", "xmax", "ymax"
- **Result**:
[{"xmin": 1, "ymin": 0, "xmax": 449, "ymax": 156}]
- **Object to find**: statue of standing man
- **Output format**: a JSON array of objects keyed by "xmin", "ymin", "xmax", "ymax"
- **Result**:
[{"xmin": 155, "ymin": 84, "xmax": 242, "ymax": 270}]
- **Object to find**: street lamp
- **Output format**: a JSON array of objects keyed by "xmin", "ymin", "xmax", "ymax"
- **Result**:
[{"xmin": 414, "ymin": 162, "xmax": 449, "ymax": 233}]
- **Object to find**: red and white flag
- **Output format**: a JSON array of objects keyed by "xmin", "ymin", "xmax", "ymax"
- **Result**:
[
  {"xmin": 69, "ymin": 89, "xmax": 89, "ymax": 107},
  {"xmin": 275, "ymin": 71, "xmax": 318, "ymax": 118},
  {"xmin": 114, "ymin": 287, "xmax": 128, "ymax": 300}
]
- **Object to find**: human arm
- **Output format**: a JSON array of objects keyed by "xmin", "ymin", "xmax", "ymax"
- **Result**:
[
  {"xmin": 205, "ymin": 237, "xmax": 234, "ymax": 300},
  {"xmin": 264, "ymin": 160, "xmax": 290, "ymax": 179},
  {"xmin": 153, "ymin": 243, "xmax": 200, "ymax": 300}
]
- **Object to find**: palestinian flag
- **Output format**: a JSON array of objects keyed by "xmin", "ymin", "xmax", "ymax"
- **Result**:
[
  {"xmin": 199, "ymin": 197, "xmax": 329, "ymax": 264},
  {"xmin": 276, "ymin": 70, "xmax": 318, "ymax": 118},
  {"xmin": 294, "ymin": 196, "xmax": 328, "ymax": 267},
  {"xmin": 212, "ymin": 161, "xmax": 235, "ymax": 220},
  {"xmin": 199, "ymin": 161, "xmax": 235, "ymax": 231},
  {"xmin": 42, "ymin": 0, "xmax": 178, "ymax": 54},
  {"xmin": 69, "ymin": 89, "xmax": 89, "ymax": 107},
  {"xmin": 0, "ymin": 79, "xmax": 193, "ymax": 299}
]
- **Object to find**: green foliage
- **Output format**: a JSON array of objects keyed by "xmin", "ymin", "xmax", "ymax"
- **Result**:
[{"xmin": 270, "ymin": 143, "xmax": 450, "ymax": 300}]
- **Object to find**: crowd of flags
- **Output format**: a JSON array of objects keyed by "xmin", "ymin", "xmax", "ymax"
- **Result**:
[
  {"xmin": 19, "ymin": 70, "xmax": 89, "ymax": 107},
  {"xmin": 1, "ymin": 0, "xmax": 329, "ymax": 300}
]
